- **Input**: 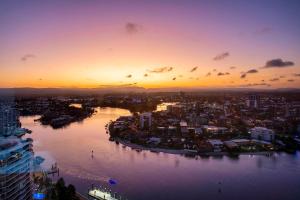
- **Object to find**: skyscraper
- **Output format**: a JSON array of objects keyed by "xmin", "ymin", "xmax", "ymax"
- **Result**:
[
  {"xmin": 0, "ymin": 92, "xmax": 20, "ymax": 137},
  {"xmin": 0, "ymin": 91, "xmax": 34, "ymax": 200},
  {"xmin": 246, "ymin": 95, "xmax": 260, "ymax": 109},
  {"xmin": 139, "ymin": 112, "xmax": 152, "ymax": 130},
  {"xmin": 0, "ymin": 137, "xmax": 34, "ymax": 200}
]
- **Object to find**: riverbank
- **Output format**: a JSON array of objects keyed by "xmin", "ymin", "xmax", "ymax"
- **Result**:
[{"xmin": 115, "ymin": 138, "xmax": 274, "ymax": 157}]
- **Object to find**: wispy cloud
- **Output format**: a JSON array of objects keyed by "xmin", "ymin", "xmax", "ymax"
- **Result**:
[
  {"xmin": 213, "ymin": 52, "xmax": 229, "ymax": 61},
  {"xmin": 217, "ymin": 72, "xmax": 230, "ymax": 76},
  {"xmin": 263, "ymin": 58, "xmax": 295, "ymax": 68},
  {"xmin": 238, "ymin": 83, "xmax": 271, "ymax": 87},
  {"xmin": 126, "ymin": 74, "xmax": 132, "ymax": 78},
  {"xmin": 269, "ymin": 78, "xmax": 279, "ymax": 82},
  {"xmin": 247, "ymin": 69, "xmax": 258, "ymax": 74},
  {"xmin": 99, "ymin": 83, "xmax": 138, "ymax": 88},
  {"xmin": 172, "ymin": 77, "xmax": 176, "ymax": 81},
  {"xmin": 240, "ymin": 69, "xmax": 258, "ymax": 78},
  {"xmin": 148, "ymin": 67, "xmax": 173, "ymax": 73},
  {"xmin": 125, "ymin": 22, "xmax": 142, "ymax": 34},
  {"xmin": 144, "ymin": 73, "xmax": 148, "ymax": 77},
  {"xmin": 240, "ymin": 74, "xmax": 247, "ymax": 79},
  {"xmin": 230, "ymin": 66, "xmax": 236, "ymax": 69},
  {"xmin": 190, "ymin": 66, "xmax": 198, "ymax": 72},
  {"xmin": 293, "ymin": 73, "xmax": 300, "ymax": 77},
  {"xmin": 21, "ymin": 54, "xmax": 35, "ymax": 62},
  {"xmin": 287, "ymin": 79, "xmax": 295, "ymax": 82},
  {"xmin": 254, "ymin": 27, "xmax": 272, "ymax": 35},
  {"xmin": 206, "ymin": 72, "xmax": 211, "ymax": 77}
]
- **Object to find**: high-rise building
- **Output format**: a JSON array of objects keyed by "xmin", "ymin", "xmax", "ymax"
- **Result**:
[
  {"xmin": 246, "ymin": 95, "xmax": 260, "ymax": 109},
  {"xmin": 139, "ymin": 112, "xmax": 152, "ymax": 130},
  {"xmin": 0, "ymin": 94, "xmax": 20, "ymax": 137},
  {"xmin": 0, "ymin": 137, "xmax": 34, "ymax": 200},
  {"xmin": 0, "ymin": 91, "xmax": 34, "ymax": 200}
]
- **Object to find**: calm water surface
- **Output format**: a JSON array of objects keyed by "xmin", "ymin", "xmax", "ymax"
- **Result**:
[{"xmin": 21, "ymin": 107, "xmax": 300, "ymax": 200}]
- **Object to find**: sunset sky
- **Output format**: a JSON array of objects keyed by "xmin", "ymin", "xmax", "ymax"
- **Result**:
[{"xmin": 1, "ymin": 0, "xmax": 300, "ymax": 89}]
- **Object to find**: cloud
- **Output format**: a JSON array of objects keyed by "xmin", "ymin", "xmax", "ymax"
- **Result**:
[
  {"xmin": 21, "ymin": 54, "xmax": 35, "ymax": 62},
  {"xmin": 190, "ymin": 66, "xmax": 198, "ymax": 72},
  {"xmin": 287, "ymin": 79, "xmax": 295, "ymax": 82},
  {"xmin": 218, "ymin": 72, "xmax": 230, "ymax": 76},
  {"xmin": 254, "ymin": 27, "xmax": 272, "ymax": 35},
  {"xmin": 213, "ymin": 52, "xmax": 229, "ymax": 61},
  {"xmin": 144, "ymin": 73, "xmax": 148, "ymax": 77},
  {"xmin": 279, "ymin": 75, "xmax": 285, "ymax": 78},
  {"xmin": 240, "ymin": 69, "xmax": 258, "ymax": 79},
  {"xmin": 230, "ymin": 66, "xmax": 236, "ymax": 69},
  {"xmin": 238, "ymin": 83, "xmax": 271, "ymax": 87},
  {"xmin": 269, "ymin": 78, "xmax": 279, "ymax": 82},
  {"xmin": 167, "ymin": 67, "xmax": 173, "ymax": 72},
  {"xmin": 126, "ymin": 74, "xmax": 132, "ymax": 78},
  {"xmin": 148, "ymin": 66, "xmax": 173, "ymax": 73},
  {"xmin": 172, "ymin": 77, "xmax": 176, "ymax": 81},
  {"xmin": 246, "ymin": 69, "xmax": 258, "ymax": 74},
  {"xmin": 178, "ymin": 75, "xmax": 183, "ymax": 78},
  {"xmin": 263, "ymin": 58, "xmax": 295, "ymax": 68},
  {"xmin": 293, "ymin": 73, "xmax": 300, "ymax": 77},
  {"xmin": 125, "ymin": 22, "xmax": 142, "ymax": 34},
  {"xmin": 206, "ymin": 72, "xmax": 211, "ymax": 77},
  {"xmin": 99, "ymin": 83, "xmax": 138, "ymax": 88}
]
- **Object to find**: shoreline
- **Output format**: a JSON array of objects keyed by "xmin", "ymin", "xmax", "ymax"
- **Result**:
[{"xmin": 115, "ymin": 138, "xmax": 274, "ymax": 157}]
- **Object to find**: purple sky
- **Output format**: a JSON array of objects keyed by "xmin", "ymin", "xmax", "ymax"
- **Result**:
[{"xmin": 1, "ymin": 0, "xmax": 300, "ymax": 88}]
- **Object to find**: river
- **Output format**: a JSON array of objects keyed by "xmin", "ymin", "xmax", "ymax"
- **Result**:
[{"xmin": 21, "ymin": 107, "xmax": 300, "ymax": 200}]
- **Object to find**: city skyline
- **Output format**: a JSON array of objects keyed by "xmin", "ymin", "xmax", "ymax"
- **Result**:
[{"xmin": 1, "ymin": 0, "xmax": 300, "ymax": 89}]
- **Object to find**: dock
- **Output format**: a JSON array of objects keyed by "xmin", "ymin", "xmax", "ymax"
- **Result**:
[{"xmin": 46, "ymin": 163, "xmax": 59, "ymax": 176}]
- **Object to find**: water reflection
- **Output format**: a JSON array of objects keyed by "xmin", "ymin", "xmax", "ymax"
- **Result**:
[{"xmin": 19, "ymin": 107, "xmax": 300, "ymax": 200}]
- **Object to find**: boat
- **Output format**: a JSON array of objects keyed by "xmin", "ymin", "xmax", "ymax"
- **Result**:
[{"xmin": 88, "ymin": 187, "xmax": 122, "ymax": 200}]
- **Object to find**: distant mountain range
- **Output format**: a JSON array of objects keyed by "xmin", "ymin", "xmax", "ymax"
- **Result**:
[{"xmin": 0, "ymin": 86, "xmax": 300, "ymax": 96}]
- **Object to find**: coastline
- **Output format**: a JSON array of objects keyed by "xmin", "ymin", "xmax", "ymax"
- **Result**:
[{"xmin": 115, "ymin": 138, "xmax": 274, "ymax": 157}]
